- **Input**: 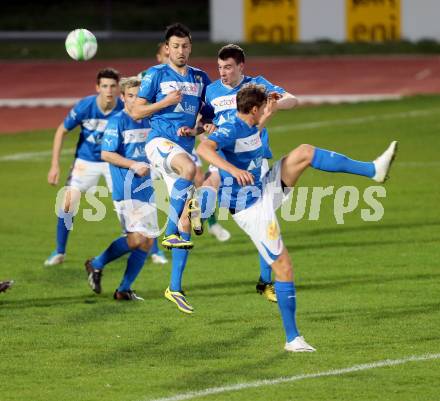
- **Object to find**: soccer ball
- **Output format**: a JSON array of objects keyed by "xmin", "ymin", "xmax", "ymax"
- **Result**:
[{"xmin": 65, "ymin": 29, "xmax": 97, "ymax": 61}]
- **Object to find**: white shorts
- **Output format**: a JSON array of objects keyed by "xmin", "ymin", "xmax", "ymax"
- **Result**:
[
  {"xmin": 260, "ymin": 158, "xmax": 270, "ymax": 178},
  {"xmin": 145, "ymin": 137, "xmax": 193, "ymax": 195},
  {"xmin": 66, "ymin": 158, "xmax": 112, "ymax": 193},
  {"xmin": 114, "ymin": 199, "xmax": 160, "ymax": 237},
  {"xmin": 208, "ymin": 164, "xmax": 219, "ymax": 174},
  {"xmin": 191, "ymin": 149, "xmax": 203, "ymax": 168},
  {"xmin": 232, "ymin": 160, "xmax": 289, "ymax": 265}
]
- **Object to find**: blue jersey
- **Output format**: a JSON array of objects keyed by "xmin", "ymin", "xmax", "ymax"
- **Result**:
[
  {"xmin": 205, "ymin": 75, "xmax": 285, "ymax": 159},
  {"xmin": 208, "ymin": 116, "xmax": 264, "ymax": 211},
  {"xmin": 138, "ymin": 64, "xmax": 211, "ymax": 153},
  {"xmin": 102, "ymin": 110, "xmax": 154, "ymax": 203},
  {"xmin": 64, "ymin": 95, "xmax": 124, "ymax": 162}
]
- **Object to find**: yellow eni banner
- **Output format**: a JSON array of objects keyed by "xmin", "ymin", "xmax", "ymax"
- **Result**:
[
  {"xmin": 347, "ymin": 0, "xmax": 401, "ymax": 42},
  {"xmin": 245, "ymin": 0, "xmax": 298, "ymax": 43}
]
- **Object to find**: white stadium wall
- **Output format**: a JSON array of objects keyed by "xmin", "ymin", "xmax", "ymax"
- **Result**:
[
  {"xmin": 210, "ymin": 0, "xmax": 440, "ymax": 42},
  {"xmin": 210, "ymin": 0, "xmax": 244, "ymax": 42}
]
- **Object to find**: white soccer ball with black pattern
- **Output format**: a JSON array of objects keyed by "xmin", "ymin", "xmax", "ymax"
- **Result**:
[{"xmin": 65, "ymin": 29, "xmax": 97, "ymax": 61}]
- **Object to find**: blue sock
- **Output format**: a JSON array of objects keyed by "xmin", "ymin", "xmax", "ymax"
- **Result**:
[
  {"xmin": 91, "ymin": 236, "xmax": 131, "ymax": 269},
  {"xmin": 259, "ymin": 254, "xmax": 272, "ymax": 284},
  {"xmin": 198, "ymin": 186, "xmax": 217, "ymax": 221},
  {"xmin": 118, "ymin": 248, "xmax": 148, "ymax": 292},
  {"xmin": 311, "ymin": 148, "xmax": 375, "ymax": 178},
  {"xmin": 166, "ymin": 178, "xmax": 193, "ymax": 236},
  {"xmin": 169, "ymin": 231, "xmax": 190, "ymax": 291},
  {"xmin": 275, "ymin": 281, "xmax": 300, "ymax": 342},
  {"xmin": 150, "ymin": 238, "xmax": 159, "ymax": 255},
  {"xmin": 56, "ymin": 214, "xmax": 74, "ymax": 254}
]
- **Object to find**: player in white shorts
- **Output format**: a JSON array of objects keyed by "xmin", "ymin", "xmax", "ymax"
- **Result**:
[
  {"xmin": 85, "ymin": 77, "xmax": 158, "ymax": 300},
  {"xmin": 44, "ymin": 68, "xmax": 123, "ymax": 266},
  {"xmin": 138, "ymin": 40, "xmax": 230, "ymax": 243},
  {"xmin": 202, "ymin": 44, "xmax": 299, "ymax": 302},
  {"xmin": 197, "ymin": 83, "xmax": 397, "ymax": 352}
]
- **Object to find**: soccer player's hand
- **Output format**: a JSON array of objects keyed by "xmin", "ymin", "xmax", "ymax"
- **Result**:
[
  {"xmin": 177, "ymin": 126, "xmax": 194, "ymax": 136},
  {"xmin": 203, "ymin": 123, "xmax": 217, "ymax": 134},
  {"xmin": 48, "ymin": 165, "xmax": 60, "ymax": 185},
  {"xmin": 130, "ymin": 162, "xmax": 149, "ymax": 177},
  {"xmin": 164, "ymin": 90, "xmax": 182, "ymax": 106},
  {"xmin": 231, "ymin": 167, "xmax": 254, "ymax": 186}
]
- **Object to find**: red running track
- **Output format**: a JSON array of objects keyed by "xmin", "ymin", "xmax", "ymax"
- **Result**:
[{"xmin": 1, "ymin": 56, "xmax": 439, "ymax": 133}]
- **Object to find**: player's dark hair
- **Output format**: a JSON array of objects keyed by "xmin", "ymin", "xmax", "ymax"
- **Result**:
[
  {"xmin": 218, "ymin": 44, "xmax": 245, "ymax": 64},
  {"xmin": 96, "ymin": 68, "xmax": 121, "ymax": 84},
  {"xmin": 236, "ymin": 83, "xmax": 267, "ymax": 114},
  {"xmin": 157, "ymin": 41, "xmax": 166, "ymax": 54},
  {"xmin": 165, "ymin": 23, "xmax": 192, "ymax": 43}
]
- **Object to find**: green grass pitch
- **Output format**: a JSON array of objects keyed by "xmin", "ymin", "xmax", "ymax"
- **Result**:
[{"xmin": 0, "ymin": 96, "xmax": 439, "ymax": 401}]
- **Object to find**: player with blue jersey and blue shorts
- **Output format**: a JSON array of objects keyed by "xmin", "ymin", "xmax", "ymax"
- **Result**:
[
  {"xmin": 202, "ymin": 44, "xmax": 298, "ymax": 303},
  {"xmin": 85, "ymin": 77, "xmax": 159, "ymax": 300},
  {"xmin": 197, "ymin": 84, "xmax": 397, "ymax": 352},
  {"xmin": 131, "ymin": 23, "xmax": 214, "ymax": 314},
  {"xmin": 45, "ymin": 68, "xmax": 123, "ymax": 266}
]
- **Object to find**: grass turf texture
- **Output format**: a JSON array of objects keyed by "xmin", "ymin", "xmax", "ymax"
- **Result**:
[{"xmin": 0, "ymin": 96, "xmax": 439, "ymax": 401}]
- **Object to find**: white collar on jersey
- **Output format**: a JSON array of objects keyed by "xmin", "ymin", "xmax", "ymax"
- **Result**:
[{"xmin": 221, "ymin": 75, "xmax": 245, "ymax": 90}]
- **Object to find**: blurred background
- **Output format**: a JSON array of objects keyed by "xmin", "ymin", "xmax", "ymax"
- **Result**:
[{"xmin": 0, "ymin": 0, "xmax": 439, "ymax": 132}]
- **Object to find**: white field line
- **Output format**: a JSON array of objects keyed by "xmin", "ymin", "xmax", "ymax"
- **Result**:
[
  {"xmin": 0, "ymin": 108, "xmax": 439, "ymax": 163},
  {"xmin": 299, "ymin": 94, "xmax": 402, "ymax": 104},
  {"xmin": 0, "ymin": 148, "xmax": 75, "ymax": 161},
  {"xmin": 142, "ymin": 353, "xmax": 440, "ymax": 401},
  {"xmin": 0, "ymin": 94, "xmax": 401, "ymax": 108},
  {"xmin": 269, "ymin": 108, "xmax": 440, "ymax": 133}
]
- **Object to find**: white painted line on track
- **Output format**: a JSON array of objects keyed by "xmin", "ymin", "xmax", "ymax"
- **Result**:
[
  {"xmin": 0, "ymin": 98, "xmax": 79, "ymax": 107},
  {"xmin": 0, "ymin": 94, "xmax": 401, "ymax": 108},
  {"xmin": 415, "ymin": 69, "xmax": 432, "ymax": 81},
  {"xmin": 142, "ymin": 353, "xmax": 440, "ymax": 401}
]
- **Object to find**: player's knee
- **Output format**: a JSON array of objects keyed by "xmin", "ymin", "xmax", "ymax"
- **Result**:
[
  {"xmin": 127, "ymin": 234, "xmax": 142, "ymax": 249},
  {"xmin": 139, "ymin": 237, "xmax": 153, "ymax": 252},
  {"xmin": 180, "ymin": 161, "xmax": 196, "ymax": 180},
  {"xmin": 297, "ymin": 144, "xmax": 315, "ymax": 164},
  {"xmin": 273, "ymin": 253, "xmax": 293, "ymax": 281}
]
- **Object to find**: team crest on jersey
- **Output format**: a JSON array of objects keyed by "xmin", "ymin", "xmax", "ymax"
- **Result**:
[
  {"xmin": 267, "ymin": 221, "xmax": 280, "ymax": 241},
  {"xmin": 162, "ymin": 140, "xmax": 175, "ymax": 150}
]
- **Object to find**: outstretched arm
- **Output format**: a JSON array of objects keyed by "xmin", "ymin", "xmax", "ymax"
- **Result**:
[
  {"xmin": 48, "ymin": 123, "xmax": 69, "ymax": 185},
  {"xmin": 197, "ymin": 139, "xmax": 254, "ymax": 186},
  {"xmin": 131, "ymin": 90, "xmax": 182, "ymax": 120},
  {"xmin": 101, "ymin": 151, "xmax": 149, "ymax": 177},
  {"xmin": 276, "ymin": 92, "xmax": 299, "ymax": 110}
]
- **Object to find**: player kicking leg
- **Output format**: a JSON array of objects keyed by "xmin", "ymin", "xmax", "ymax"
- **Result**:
[{"xmin": 197, "ymin": 84, "xmax": 397, "ymax": 351}]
